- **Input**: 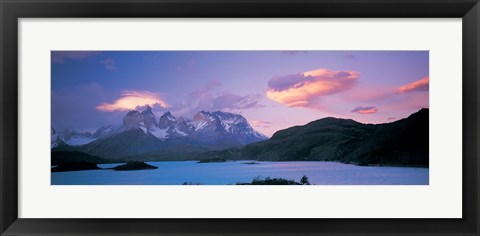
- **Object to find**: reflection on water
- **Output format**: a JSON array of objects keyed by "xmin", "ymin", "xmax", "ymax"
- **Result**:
[{"xmin": 51, "ymin": 161, "xmax": 428, "ymax": 185}]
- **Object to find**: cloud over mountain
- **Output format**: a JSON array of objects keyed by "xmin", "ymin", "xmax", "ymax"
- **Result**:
[
  {"xmin": 97, "ymin": 90, "xmax": 169, "ymax": 112},
  {"xmin": 172, "ymin": 80, "xmax": 263, "ymax": 118}
]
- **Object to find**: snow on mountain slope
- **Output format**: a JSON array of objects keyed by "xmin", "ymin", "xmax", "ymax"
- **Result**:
[
  {"xmin": 150, "ymin": 127, "xmax": 168, "ymax": 140},
  {"xmin": 52, "ymin": 106, "xmax": 268, "ymax": 153},
  {"xmin": 185, "ymin": 110, "xmax": 268, "ymax": 145},
  {"xmin": 51, "ymin": 125, "xmax": 116, "ymax": 147},
  {"xmin": 191, "ymin": 120, "xmax": 208, "ymax": 131}
]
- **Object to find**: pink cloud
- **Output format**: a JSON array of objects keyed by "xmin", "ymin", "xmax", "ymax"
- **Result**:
[
  {"xmin": 266, "ymin": 68, "xmax": 359, "ymax": 107},
  {"xmin": 397, "ymin": 76, "xmax": 429, "ymax": 93},
  {"xmin": 251, "ymin": 120, "xmax": 272, "ymax": 128},
  {"xmin": 52, "ymin": 51, "xmax": 100, "ymax": 63},
  {"xmin": 96, "ymin": 90, "xmax": 169, "ymax": 112},
  {"xmin": 351, "ymin": 106, "xmax": 378, "ymax": 114}
]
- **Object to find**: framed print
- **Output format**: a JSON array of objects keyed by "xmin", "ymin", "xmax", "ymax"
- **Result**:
[
  {"xmin": 1, "ymin": 0, "xmax": 479, "ymax": 235},
  {"xmin": 49, "ymin": 50, "xmax": 430, "ymax": 186}
]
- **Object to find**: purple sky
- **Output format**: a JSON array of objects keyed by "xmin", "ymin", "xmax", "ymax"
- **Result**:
[{"xmin": 51, "ymin": 51, "xmax": 429, "ymax": 137}]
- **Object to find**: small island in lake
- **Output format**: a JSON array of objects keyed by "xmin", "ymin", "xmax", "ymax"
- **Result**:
[
  {"xmin": 51, "ymin": 162, "xmax": 101, "ymax": 172},
  {"xmin": 242, "ymin": 162, "xmax": 260, "ymax": 165},
  {"xmin": 197, "ymin": 157, "xmax": 227, "ymax": 163},
  {"xmin": 112, "ymin": 161, "xmax": 158, "ymax": 171}
]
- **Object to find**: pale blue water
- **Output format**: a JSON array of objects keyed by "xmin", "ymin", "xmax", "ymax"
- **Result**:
[{"xmin": 51, "ymin": 161, "xmax": 428, "ymax": 185}]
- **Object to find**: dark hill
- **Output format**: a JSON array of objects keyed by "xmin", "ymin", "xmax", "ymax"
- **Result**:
[
  {"xmin": 51, "ymin": 151, "xmax": 112, "ymax": 165},
  {"xmin": 80, "ymin": 129, "xmax": 165, "ymax": 159},
  {"xmin": 241, "ymin": 108, "xmax": 429, "ymax": 166},
  {"xmin": 51, "ymin": 162, "xmax": 101, "ymax": 172}
]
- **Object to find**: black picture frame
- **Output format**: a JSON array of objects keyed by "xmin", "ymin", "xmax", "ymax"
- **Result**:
[{"xmin": 1, "ymin": 0, "xmax": 479, "ymax": 235}]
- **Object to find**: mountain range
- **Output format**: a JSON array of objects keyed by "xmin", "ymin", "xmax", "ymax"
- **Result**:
[
  {"xmin": 52, "ymin": 107, "xmax": 428, "ymax": 166},
  {"xmin": 52, "ymin": 106, "xmax": 268, "ymax": 158}
]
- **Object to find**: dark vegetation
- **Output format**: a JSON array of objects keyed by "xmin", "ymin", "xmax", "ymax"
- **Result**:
[
  {"xmin": 54, "ymin": 144, "xmax": 234, "ymax": 162},
  {"xmin": 51, "ymin": 158, "xmax": 158, "ymax": 172},
  {"xmin": 237, "ymin": 175, "xmax": 311, "ymax": 185},
  {"xmin": 75, "ymin": 129, "xmax": 168, "ymax": 159},
  {"xmin": 51, "ymin": 151, "xmax": 117, "ymax": 165},
  {"xmin": 112, "ymin": 161, "xmax": 158, "ymax": 171},
  {"xmin": 300, "ymin": 175, "xmax": 311, "ymax": 185},
  {"xmin": 120, "ymin": 146, "xmax": 243, "ymax": 162},
  {"xmin": 51, "ymin": 162, "xmax": 100, "ymax": 172}
]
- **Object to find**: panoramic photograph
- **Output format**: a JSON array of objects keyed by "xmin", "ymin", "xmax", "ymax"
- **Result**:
[{"xmin": 51, "ymin": 50, "xmax": 429, "ymax": 185}]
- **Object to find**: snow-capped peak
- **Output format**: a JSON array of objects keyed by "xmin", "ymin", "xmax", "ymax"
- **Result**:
[
  {"xmin": 161, "ymin": 111, "xmax": 176, "ymax": 122},
  {"xmin": 189, "ymin": 110, "xmax": 267, "ymax": 139},
  {"xmin": 52, "ymin": 108, "xmax": 268, "ymax": 150},
  {"xmin": 123, "ymin": 106, "xmax": 157, "ymax": 131},
  {"xmin": 51, "ymin": 127, "xmax": 107, "ymax": 147}
]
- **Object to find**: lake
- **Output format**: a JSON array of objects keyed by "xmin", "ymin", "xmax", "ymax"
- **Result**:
[{"xmin": 51, "ymin": 161, "xmax": 428, "ymax": 185}]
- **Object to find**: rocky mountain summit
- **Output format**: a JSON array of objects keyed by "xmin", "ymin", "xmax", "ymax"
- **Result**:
[{"xmin": 52, "ymin": 106, "xmax": 267, "ymax": 159}]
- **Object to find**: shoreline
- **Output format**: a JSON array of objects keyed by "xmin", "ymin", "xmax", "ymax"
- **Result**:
[{"xmin": 102, "ymin": 159, "xmax": 430, "ymax": 168}]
